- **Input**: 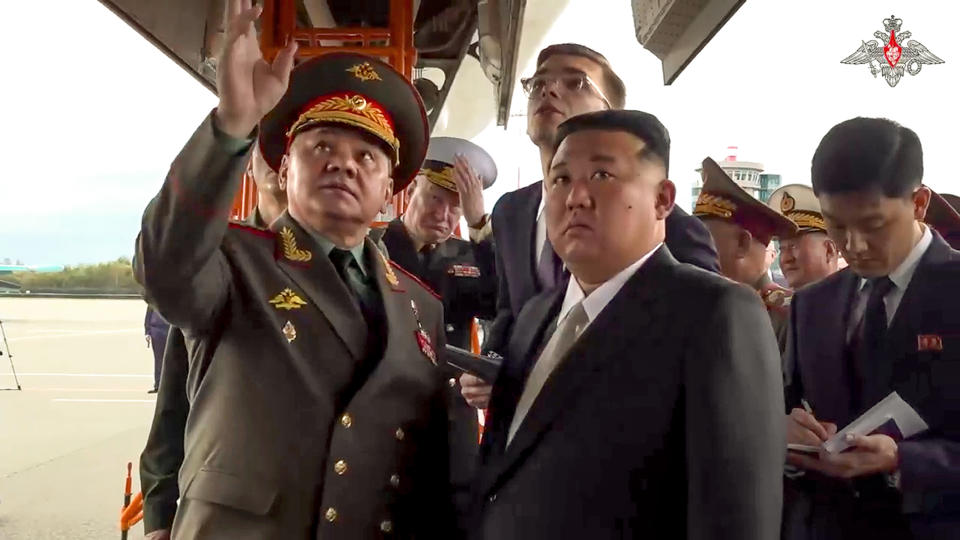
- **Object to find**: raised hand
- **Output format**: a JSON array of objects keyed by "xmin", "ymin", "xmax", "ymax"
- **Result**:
[
  {"xmin": 452, "ymin": 154, "xmax": 486, "ymax": 227},
  {"xmin": 215, "ymin": 0, "xmax": 298, "ymax": 138}
]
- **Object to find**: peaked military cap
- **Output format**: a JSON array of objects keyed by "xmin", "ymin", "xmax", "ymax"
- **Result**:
[
  {"xmin": 767, "ymin": 184, "xmax": 826, "ymax": 234},
  {"xmin": 923, "ymin": 187, "xmax": 960, "ymax": 242},
  {"xmin": 694, "ymin": 157, "xmax": 798, "ymax": 246},
  {"xmin": 420, "ymin": 137, "xmax": 498, "ymax": 192},
  {"xmin": 258, "ymin": 53, "xmax": 429, "ymax": 193},
  {"xmin": 552, "ymin": 109, "xmax": 671, "ymax": 175}
]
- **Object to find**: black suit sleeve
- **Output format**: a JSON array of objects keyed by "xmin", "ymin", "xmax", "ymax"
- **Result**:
[
  {"xmin": 782, "ymin": 294, "xmax": 803, "ymax": 412},
  {"xmin": 685, "ymin": 284, "xmax": 785, "ymax": 540},
  {"xmin": 481, "ymin": 200, "xmax": 514, "ymax": 356},
  {"xmin": 470, "ymin": 234, "xmax": 499, "ymax": 321},
  {"xmin": 140, "ymin": 329, "xmax": 190, "ymax": 533},
  {"xmin": 665, "ymin": 207, "xmax": 720, "ymax": 274}
]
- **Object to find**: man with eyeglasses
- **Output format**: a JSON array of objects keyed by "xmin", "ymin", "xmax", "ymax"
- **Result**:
[{"xmin": 459, "ymin": 44, "xmax": 720, "ymax": 410}]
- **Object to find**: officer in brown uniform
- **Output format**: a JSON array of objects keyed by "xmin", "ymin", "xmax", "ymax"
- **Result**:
[
  {"xmin": 370, "ymin": 136, "xmax": 498, "ymax": 536},
  {"xmin": 134, "ymin": 3, "xmax": 452, "ymax": 538},
  {"xmin": 694, "ymin": 157, "xmax": 799, "ymax": 352},
  {"xmin": 767, "ymin": 184, "xmax": 840, "ymax": 289},
  {"xmin": 923, "ymin": 188, "xmax": 960, "ymax": 249}
]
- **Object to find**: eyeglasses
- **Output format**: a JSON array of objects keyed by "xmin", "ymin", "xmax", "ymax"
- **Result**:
[{"xmin": 519, "ymin": 73, "xmax": 611, "ymax": 109}]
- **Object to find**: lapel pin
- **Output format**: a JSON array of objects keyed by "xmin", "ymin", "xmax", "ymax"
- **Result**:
[
  {"xmin": 269, "ymin": 288, "xmax": 308, "ymax": 310},
  {"xmin": 917, "ymin": 334, "xmax": 943, "ymax": 352}
]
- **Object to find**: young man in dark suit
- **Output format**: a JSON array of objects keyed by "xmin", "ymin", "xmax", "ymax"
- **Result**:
[
  {"xmin": 784, "ymin": 117, "xmax": 960, "ymax": 539},
  {"xmin": 460, "ymin": 43, "xmax": 719, "ymax": 409},
  {"xmin": 470, "ymin": 110, "xmax": 785, "ymax": 540}
]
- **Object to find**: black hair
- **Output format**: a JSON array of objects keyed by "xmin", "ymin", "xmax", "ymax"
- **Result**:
[
  {"xmin": 552, "ymin": 109, "xmax": 670, "ymax": 175},
  {"xmin": 811, "ymin": 117, "xmax": 923, "ymax": 197}
]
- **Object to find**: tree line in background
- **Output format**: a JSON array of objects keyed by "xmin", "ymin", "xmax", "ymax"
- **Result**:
[{"xmin": 3, "ymin": 258, "xmax": 141, "ymax": 295}]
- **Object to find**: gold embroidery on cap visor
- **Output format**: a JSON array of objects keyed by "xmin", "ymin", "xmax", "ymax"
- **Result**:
[
  {"xmin": 286, "ymin": 94, "xmax": 400, "ymax": 165},
  {"xmin": 694, "ymin": 193, "xmax": 738, "ymax": 219},
  {"xmin": 420, "ymin": 166, "xmax": 457, "ymax": 192},
  {"xmin": 785, "ymin": 210, "xmax": 826, "ymax": 231}
]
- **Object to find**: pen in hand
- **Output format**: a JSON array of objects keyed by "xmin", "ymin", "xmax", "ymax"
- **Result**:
[{"xmin": 801, "ymin": 398, "xmax": 814, "ymax": 415}]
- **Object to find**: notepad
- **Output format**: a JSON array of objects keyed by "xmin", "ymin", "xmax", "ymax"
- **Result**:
[{"xmin": 822, "ymin": 392, "xmax": 929, "ymax": 454}]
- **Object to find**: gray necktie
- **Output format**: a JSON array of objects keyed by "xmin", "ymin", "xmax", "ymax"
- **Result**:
[{"xmin": 507, "ymin": 301, "xmax": 589, "ymax": 445}]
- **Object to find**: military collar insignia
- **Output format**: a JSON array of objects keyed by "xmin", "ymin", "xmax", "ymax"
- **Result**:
[
  {"xmin": 269, "ymin": 288, "xmax": 308, "ymax": 310},
  {"xmin": 410, "ymin": 299, "xmax": 437, "ymax": 365},
  {"xmin": 280, "ymin": 227, "xmax": 313, "ymax": 262},
  {"xmin": 282, "ymin": 320, "xmax": 297, "ymax": 343},
  {"xmin": 347, "ymin": 62, "xmax": 382, "ymax": 82},
  {"xmin": 376, "ymin": 247, "xmax": 402, "ymax": 290}
]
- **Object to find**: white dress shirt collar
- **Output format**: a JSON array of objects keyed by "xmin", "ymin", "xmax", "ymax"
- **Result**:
[{"xmin": 556, "ymin": 243, "xmax": 664, "ymax": 329}]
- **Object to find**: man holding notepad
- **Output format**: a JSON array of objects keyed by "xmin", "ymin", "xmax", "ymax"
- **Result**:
[{"xmin": 783, "ymin": 118, "xmax": 960, "ymax": 539}]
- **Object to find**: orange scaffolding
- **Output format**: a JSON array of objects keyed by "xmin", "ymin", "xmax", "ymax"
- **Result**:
[{"xmin": 231, "ymin": 0, "xmax": 417, "ymax": 222}]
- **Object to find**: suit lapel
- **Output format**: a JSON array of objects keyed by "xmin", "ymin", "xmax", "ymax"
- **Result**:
[
  {"xmin": 806, "ymin": 270, "xmax": 860, "ymax": 422},
  {"xmin": 271, "ymin": 213, "xmax": 367, "ymax": 362},
  {"xmin": 866, "ymin": 234, "xmax": 953, "ymax": 406},
  {"xmin": 478, "ymin": 246, "xmax": 675, "ymax": 498},
  {"xmin": 520, "ymin": 183, "xmax": 543, "ymax": 294}
]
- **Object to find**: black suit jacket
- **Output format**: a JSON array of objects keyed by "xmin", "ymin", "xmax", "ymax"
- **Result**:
[
  {"xmin": 784, "ymin": 232, "xmax": 960, "ymax": 539},
  {"xmin": 483, "ymin": 180, "xmax": 719, "ymax": 354},
  {"xmin": 471, "ymin": 246, "xmax": 785, "ymax": 540}
]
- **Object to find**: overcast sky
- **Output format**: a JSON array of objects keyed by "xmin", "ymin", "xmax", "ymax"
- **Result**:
[{"xmin": 1, "ymin": 0, "xmax": 957, "ymax": 265}]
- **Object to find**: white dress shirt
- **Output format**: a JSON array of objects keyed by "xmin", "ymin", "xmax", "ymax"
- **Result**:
[
  {"xmin": 507, "ymin": 242, "xmax": 664, "ymax": 444},
  {"xmin": 847, "ymin": 224, "xmax": 932, "ymax": 341},
  {"xmin": 535, "ymin": 185, "xmax": 548, "ymax": 264}
]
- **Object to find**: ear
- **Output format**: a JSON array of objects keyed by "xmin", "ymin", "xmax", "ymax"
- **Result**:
[
  {"xmin": 655, "ymin": 179, "xmax": 677, "ymax": 219},
  {"xmin": 735, "ymin": 228, "xmax": 754, "ymax": 258},
  {"xmin": 912, "ymin": 185, "xmax": 932, "ymax": 221},
  {"xmin": 278, "ymin": 154, "xmax": 290, "ymax": 192},
  {"xmin": 381, "ymin": 177, "xmax": 394, "ymax": 213},
  {"xmin": 823, "ymin": 236, "xmax": 838, "ymax": 262}
]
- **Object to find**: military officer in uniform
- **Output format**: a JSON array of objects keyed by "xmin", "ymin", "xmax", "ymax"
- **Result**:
[
  {"xmin": 923, "ymin": 188, "xmax": 960, "ymax": 249},
  {"xmin": 139, "ymin": 144, "xmax": 290, "ymax": 539},
  {"xmin": 134, "ymin": 3, "xmax": 452, "ymax": 537},
  {"xmin": 370, "ymin": 136, "xmax": 498, "ymax": 535},
  {"xmin": 767, "ymin": 184, "xmax": 840, "ymax": 289},
  {"xmin": 694, "ymin": 157, "xmax": 799, "ymax": 352}
]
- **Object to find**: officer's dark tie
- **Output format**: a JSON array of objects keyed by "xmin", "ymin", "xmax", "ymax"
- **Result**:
[
  {"xmin": 853, "ymin": 276, "xmax": 896, "ymax": 410},
  {"xmin": 329, "ymin": 248, "xmax": 385, "ymax": 350}
]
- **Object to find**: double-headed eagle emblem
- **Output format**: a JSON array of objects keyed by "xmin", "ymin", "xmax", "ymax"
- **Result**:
[{"xmin": 841, "ymin": 15, "xmax": 944, "ymax": 87}]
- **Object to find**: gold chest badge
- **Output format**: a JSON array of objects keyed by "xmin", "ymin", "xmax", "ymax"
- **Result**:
[{"xmin": 269, "ymin": 288, "xmax": 308, "ymax": 310}]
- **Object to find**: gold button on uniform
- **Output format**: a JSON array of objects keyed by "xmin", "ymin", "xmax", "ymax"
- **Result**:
[
  {"xmin": 340, "ymin": 414, "xmax": 353, "ymax": 428},
  {"xmin": 395, "ymin": 427, "xmax": 405, "ymax": 440},
  {"xmin": 380, "ymin": 520, "xmax": 393, "ymax": 533},
  {"xmin": 334, "ymin": 460, "xmax": 348, "ymax": 475},
  {"xmin": 325, "ymin": 507, "xmax": 338, "ymax": 522},
  {"xmin": 390, "ymin": 474, "xmax": 400, "ymax": 487}
]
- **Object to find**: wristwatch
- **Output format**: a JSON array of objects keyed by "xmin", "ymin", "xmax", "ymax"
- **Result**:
[{"xmin": 469, "ymin": 214, "xmax": 490, "ymax": 230}]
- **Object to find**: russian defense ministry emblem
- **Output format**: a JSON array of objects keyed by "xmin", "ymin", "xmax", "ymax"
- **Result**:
[{"xmin": 842, "ymin": 15, "xmax": 944, "ymax": 87}]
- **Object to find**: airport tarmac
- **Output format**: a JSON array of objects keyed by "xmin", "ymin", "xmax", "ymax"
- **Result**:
[{"xmin": 0, "ymin": 297, "xmax": 154, "ymax": 539}]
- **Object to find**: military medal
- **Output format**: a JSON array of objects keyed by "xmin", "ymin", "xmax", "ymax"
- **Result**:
[
  {"xmin": 410, "ymin": 300, "xmax": 437, "ymax": 365},
  {"xmin": 282, "ymin": 320, "xmax": 297, "ymax": 343}
]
